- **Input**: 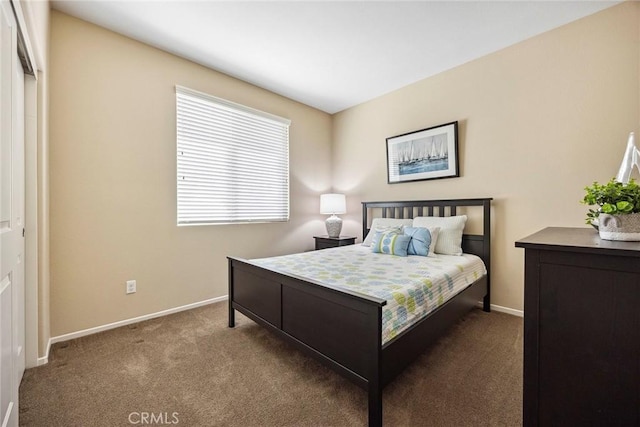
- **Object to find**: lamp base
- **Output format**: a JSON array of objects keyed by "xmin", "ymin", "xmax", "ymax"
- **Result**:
[{"xmin": 325, "ymin": 215, "xmax": 343, "ymax": 238}]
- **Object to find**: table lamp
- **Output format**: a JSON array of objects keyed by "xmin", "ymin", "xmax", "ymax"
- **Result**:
[{"xmin": 320, "ymin": 193, "xmax": 346, "ymax": 238}]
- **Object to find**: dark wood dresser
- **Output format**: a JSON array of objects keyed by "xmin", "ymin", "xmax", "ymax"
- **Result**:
[{"xmin": 515, "ymin": 227, "xmax": 640, "ymax": 426}]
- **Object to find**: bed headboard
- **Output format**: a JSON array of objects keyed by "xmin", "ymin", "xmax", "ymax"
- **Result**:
[{"xmin": 362, "ymin": 198, "xmax": 492, "ymax": 277}]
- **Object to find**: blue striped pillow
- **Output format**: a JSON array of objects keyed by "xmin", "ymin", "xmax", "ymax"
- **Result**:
[{"xmin": 371, "ymin": 231, "xmax": 411, "ymax": 257}]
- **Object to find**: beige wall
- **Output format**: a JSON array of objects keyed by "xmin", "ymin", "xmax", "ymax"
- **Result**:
[
  {"xmin": 333, "ymin": 2, "xmax": 640, "ymax": 312},
  {"xmin": 49, "ymin": 11, "xmax": 332, "ymax": 336}
]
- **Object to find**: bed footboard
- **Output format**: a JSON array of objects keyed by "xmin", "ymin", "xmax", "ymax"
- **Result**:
[{"xmin": 228, "ymin": 257, "xmax": 386, "ymax": 426}]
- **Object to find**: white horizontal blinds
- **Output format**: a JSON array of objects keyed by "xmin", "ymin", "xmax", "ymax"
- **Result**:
[{"xmin": 176, "ymin": 86, "xmax": 290, "ymax": 225}]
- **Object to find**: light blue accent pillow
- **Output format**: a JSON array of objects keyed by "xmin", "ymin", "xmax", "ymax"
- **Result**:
[
  {"xmin": 404, "ymin": 227, "xmax": 432, "ymax": 256},
  {"xmin": 371, "ymin": 231, "xmax": 411, "ymax": 257}
]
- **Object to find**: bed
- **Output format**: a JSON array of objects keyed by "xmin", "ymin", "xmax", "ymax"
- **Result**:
[{"xmin": 228, "ymin": 198, "xmax": 492, "ymax": 426}]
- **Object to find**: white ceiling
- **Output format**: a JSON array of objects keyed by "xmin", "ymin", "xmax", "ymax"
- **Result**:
[{"xmin": 52, "ymin": 0, "xmax": 619, "ymax": 114}]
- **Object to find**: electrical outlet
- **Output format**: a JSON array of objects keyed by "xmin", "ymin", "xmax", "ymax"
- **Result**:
[{"xmin": 126, "ymin": 280, "xmax": 136, "ymax": 294}]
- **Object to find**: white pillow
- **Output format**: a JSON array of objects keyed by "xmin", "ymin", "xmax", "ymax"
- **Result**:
[
  {"xmin": 426, "ymin": 227, "xmax": 440, "ymax": 256},
  {"xmin": 412, "ymin": 215, "xmax": 467, "ymax": 255},
  {"xmin": 362, "ymin": 218, "xmax": 414, "ymax": 246}
]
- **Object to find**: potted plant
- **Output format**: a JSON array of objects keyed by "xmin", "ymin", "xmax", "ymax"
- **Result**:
[{"xmin": 582, "ymin": 178, "xmax": 640, "ymax": 241}]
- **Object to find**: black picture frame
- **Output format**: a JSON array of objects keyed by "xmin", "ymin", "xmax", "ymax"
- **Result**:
[{"xmin": 386, "ymin": 121, "xmax": 459, "ymax": 184}]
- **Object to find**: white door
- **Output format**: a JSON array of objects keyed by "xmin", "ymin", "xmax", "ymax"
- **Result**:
[{"xmin": 0, "ymin": 0, "xmax": 25, "ymax": 425}]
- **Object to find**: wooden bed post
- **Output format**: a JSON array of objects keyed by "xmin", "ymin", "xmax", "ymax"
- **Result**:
[
  {"xmin": 482, "ymin": 198, "xmax": 491, "ymax": 312},
  {"xmin": 228, "ymin": 259, "xmax": 235, "ymax": 327},
  {"xmin": 368, "ymin": 386, "xmax": 382, "ymax": 427},
  {"xmin": 368, "ymin": 305, "xmax": 383, "ymax": 427},
  {"xmin": 362, "ymin": 205, "xmax": 368, "ymax": 243}
]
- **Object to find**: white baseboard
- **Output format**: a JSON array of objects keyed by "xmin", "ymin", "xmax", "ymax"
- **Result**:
[
  {"xmin": 37, "ymin": 338, "xmax": 52, "ymax": 366},
  {"xmin": 2, "ymin": 402, "xmax": 13, "ymax": 427},
  {"xmin": 48, "ymin": 296, "xmax": 228, "ymax": 352},
  {"xmin": 491, "ymin": 304, "xmax": 523, "ymax": 317},
  {"xmin": 477, "ymin": 302, "xmax": 523, "ymax": 317}
]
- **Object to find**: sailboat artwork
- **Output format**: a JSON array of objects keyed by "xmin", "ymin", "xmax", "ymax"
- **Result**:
[
  {"xmin": 386, "ymin": 121, "xmax": 459, "ymax": 184},
  {"xmin": 397, "ymin": 134, "xmax": 449, "ymax": 175}
]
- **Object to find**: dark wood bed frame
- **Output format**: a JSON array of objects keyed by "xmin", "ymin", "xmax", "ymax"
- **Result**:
[{"xmin": 228, "ymin": 198, "xmax": 492, "ymax": 426}]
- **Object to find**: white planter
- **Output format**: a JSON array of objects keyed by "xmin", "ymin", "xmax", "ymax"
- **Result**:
[{"xmin": 598, "ymin": 213, "xmax": 640, "ymax": 241}]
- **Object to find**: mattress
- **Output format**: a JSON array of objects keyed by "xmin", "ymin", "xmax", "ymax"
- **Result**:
[{"xmin": 251, "ymin": 245, "xmax": 487, "ymax": 345}]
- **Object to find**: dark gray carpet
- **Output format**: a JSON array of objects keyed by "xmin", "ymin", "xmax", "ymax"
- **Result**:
[{"xmin": 20, "ymin": 302, "xmax": 522, "ymax": 426}]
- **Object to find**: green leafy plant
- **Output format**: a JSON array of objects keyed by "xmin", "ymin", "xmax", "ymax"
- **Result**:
[{"xmin": 582, "ymin": 178, "xmax": 640, "ymax": 224}]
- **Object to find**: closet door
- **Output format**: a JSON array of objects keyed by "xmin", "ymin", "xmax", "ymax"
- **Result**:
[{"xmin": 0, "ymin": 0, "xmax": 25, "ymax": 425}]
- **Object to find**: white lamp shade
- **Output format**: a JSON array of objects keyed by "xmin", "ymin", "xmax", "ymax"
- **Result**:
[{"xmin": 320, "ymin": 193, "xmax": 346, "ymax": 215}]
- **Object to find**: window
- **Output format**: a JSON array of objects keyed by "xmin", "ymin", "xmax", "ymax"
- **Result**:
[{"xmin": 176, "ymin": 86, "xmax": 290, "ymax": 225}]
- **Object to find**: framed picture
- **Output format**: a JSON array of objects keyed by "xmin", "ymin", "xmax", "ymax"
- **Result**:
[{"xmin": 386, "ymin": 121, "xmax": 459, "ymax": 184}]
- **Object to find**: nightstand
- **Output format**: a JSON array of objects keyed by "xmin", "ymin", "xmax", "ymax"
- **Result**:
[{"xmin": 313, "ymin": 236, "xmax": 356, "ymax": 250}]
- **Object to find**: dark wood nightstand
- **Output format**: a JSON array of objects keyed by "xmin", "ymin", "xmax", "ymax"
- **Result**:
[{"xmin": 313, "ymin": 236, "xmax": 356, "ymax": 250}]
